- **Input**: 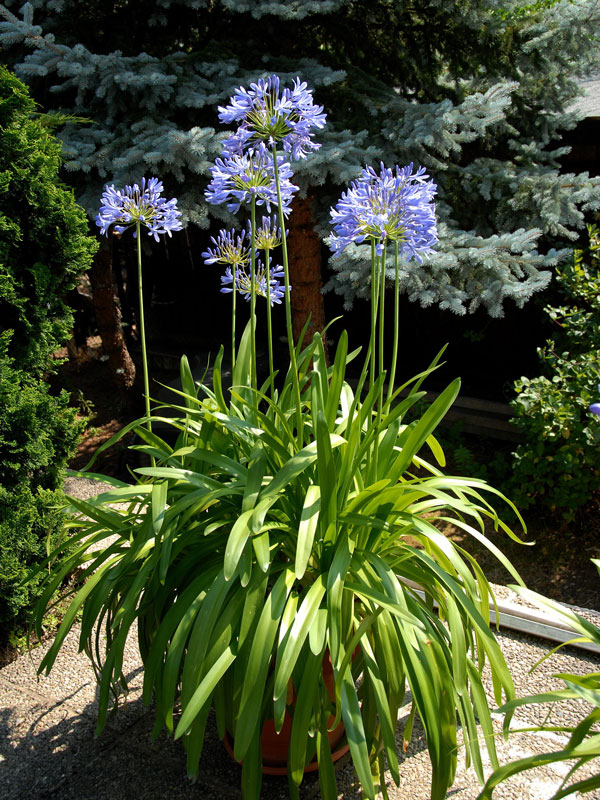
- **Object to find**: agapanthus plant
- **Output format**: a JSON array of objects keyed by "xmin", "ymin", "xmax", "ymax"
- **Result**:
[
  {"xmin": 330, "ymin": 162, "xmax": 438, "ymax": 408},
  {"xmin": 32, "ymin": 76, "xmax": 530, "ymax": 800},
  {"xmin": 218, "ymin": 74, "xmax": 326, "ymax": 160},
  {"xmin": 95, "ymin": 178, "xmax": 182, "ymax": 457}
]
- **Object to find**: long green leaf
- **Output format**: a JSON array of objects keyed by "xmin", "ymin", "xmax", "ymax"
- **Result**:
[
  {"xmin": 174, "ymin": 644, "xmax": 236, "ymax": 739},
  {"xmin": 295, "ymin": 484, "xmax": 321, "ymax": 579},
  {"xmin": 340, "ymin": 667, "xmax": 376, "ymax": 799},
  {"xmin": 262, "ymin": 435, "xmax": 346, "ymax": 499},
  {"xmin": 234, "ymin": 569, "xmax": 295, "ymax": 760},
  {"xmin": 274, "ymin": 574, "xmax": 327, "ymax": 701}
]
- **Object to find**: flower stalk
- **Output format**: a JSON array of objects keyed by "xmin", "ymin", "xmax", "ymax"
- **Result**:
[
  {"xmin": 387, "ymin": 241, "xmax": 401, "ymax": 407},
  {"xmin": 272, "ymin": 143, "xmax": 303, "ymax": 442},
  {"xmin": 250, "ymin": 197, "xmax": 257, "ymax": 389},
  {"xmin": 135, "ymin": 222, "xmax": 152, "ymax": 442}
]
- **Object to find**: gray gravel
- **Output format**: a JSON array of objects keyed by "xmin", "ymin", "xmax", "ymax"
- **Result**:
[{"xmin": 3, "ymin": 623, "xmax": 598, "ymax": 799}]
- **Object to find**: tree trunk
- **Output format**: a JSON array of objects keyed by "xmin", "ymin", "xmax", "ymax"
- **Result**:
[
  {"xmin": 287, "ymin": 194, "xmax": 327, "ymax": 346},
  {"xmin": 88, "ymin": 235, "xmax": 136, "ymax": 395}
]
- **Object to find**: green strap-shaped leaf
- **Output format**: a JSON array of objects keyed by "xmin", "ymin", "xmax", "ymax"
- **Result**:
[
  {"xmin": 360, "ymin": 636, "xmax": 400, "ymax": 786},
  {"xmin": 174, "ymin": 644, "xmax": 236, "ymax": 739},
  {"xmin": 316, "ymin": 710, "xmax": 338, "ymax": 800},
  {"xmin": 295, "ymin": 484, "xmax": 321, "ymax": 579},
  {"xmin": 274, "ymin": 574, "xmax": 327, "ymax": 701},
  {"xmin": 234, "ymin": 569, "xmax": 295, "ymax": 761},
  {"xmin": 340, "ymin": 667, "xmax": 376, "ymax": 800},
  {"xmin": 309, "ymin": 607, "xmax": 328, "ymax": 656},
  {"xmin": 224, "ymin": 508, "xmax": 254, "ymax": 580},
  {"xmin": 64, "ymin": 494, "xmax": 127, "ymax": 531},
  {"xmin": 211, "ymin": 346, "xmax": 228, "ymax": 412},
  {"xmin": 326, "ymin": 531, "xmax": 353, "ymax": 670},
  {"xmin": 151, "ymin": 481, "xmax": 168, "ymax": 536},
  {"xmin": 288, "ymin": 648, "xmax": 323, "ymax": 785},
  {"xmin": 325, "ymin": 330, "xmax": 348, "ymax": 429},
  {"xmin": 262, "ymin": 435, "xmax": 346, "ymax": 500},
  {"xmin": 241, "ymin": 723, "xmax": 263, "ymax": 800},
  {"xmin": 243, "ymin": 446, "xmax": 267, "ymax": 512},
  {"xmin": 387, "ymin": 378, "xmax": 460, "ymax": 482},
  {"xmin": 232, "ymin": 317, "xmax": 253, "ymax": 389}
]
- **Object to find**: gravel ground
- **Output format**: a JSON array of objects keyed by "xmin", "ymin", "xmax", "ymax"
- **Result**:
[{"xmin": 2, "ymin": 622, "xmax": 598, "ymax": 799}]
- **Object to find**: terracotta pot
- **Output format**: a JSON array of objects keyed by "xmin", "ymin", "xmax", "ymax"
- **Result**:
[{"xmin": 223, "ymin": 651, "xmax": 349, "ymax": 775}]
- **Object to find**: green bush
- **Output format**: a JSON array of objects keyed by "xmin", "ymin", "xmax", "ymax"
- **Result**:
[
  {"xmin": 0, "ymin": 66, "xmax": 97, "ymax": 374},
  {"xmin": 0, "ymin": 485, "xmax": 66, "ymax": 626},
  {"xmin": 0, "ymin": 333, "xmax": 84, "ymax": 492},
  {"xmin": 0, "ymin": 66, "xmax": 96, "ymax": 632},
  {"xmin": 509, "ymin": 225, "xmax": 600, "ymax": 516}
]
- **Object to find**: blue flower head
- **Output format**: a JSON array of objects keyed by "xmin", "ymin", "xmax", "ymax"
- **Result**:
[
  {"xmin": 218, "ymin": 75, "xmax": 326, "ymax": 160},
  {"xmin": 253, "ymin": 215, "xmax": 286, "ymax": 251},
  {"xmin": 220, "ymin": 259, "xmax": 288, "ymax": 306},
  {"xmin": 201, "ymin": 228, "xmax": 249, "ymax": 269},
  {"xmin": 329, "ymin": 163, "xmax": 438, "ymax": 260},
  {"xmin": 205, "ymin": 151, "xmax": 298, "ymax": 216},
  {"xmin": 96, "ymin": 177, "xmax": 183, "ymax": 242}
]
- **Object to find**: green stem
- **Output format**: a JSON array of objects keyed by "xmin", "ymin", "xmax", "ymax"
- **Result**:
[
  {"xmin": 250, "ymin": 197, "xmax": 257, "ymax": 390},
  {"xmin": 369, "ymin": 240, "xmax": 379, "ymax": 394},
  {"xmin": 387, "ymin": 241, "xmax": 400, "ymax": 408},
  {"xmin": 231, "ymin": 261, "xmax": 236, "ymax": 373},
  {"xmin": 272, "ymin": 144, "xmax": 303, "ymax": 443},
  {"xmin": 378, "ymin": 246, "xmax": 386, "ymax": 410},
  {"xmin": 265, "ymin": 248, "xmax": 275, "ymax": 400},
  {"xmin": 136, "ymin": 221, "xmax": 154, "ymax": 467},
  {"xmin": 373, "ymin": 246, "xmax": 387, "ymax": 481}
]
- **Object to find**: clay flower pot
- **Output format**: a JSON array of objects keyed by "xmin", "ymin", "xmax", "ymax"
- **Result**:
[{"xmin": 223, "ymin": 652, "xmax": 349, "ymax": 775}]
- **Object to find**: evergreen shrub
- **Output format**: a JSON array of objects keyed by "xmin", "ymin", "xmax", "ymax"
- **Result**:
[
  {"xmin": 0, "ymin": 485, "xmax": 65, "ymax": 626},
  {"xmin": 0, "ymin": 66, "xmax": 96, "ymax": 630},
  {"xmin": 509, "ymin": 225, "xmax": 600, "ymax": 517}
]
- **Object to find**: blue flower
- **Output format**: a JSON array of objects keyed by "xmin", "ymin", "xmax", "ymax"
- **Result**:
[
  {"xmin": 96, "ymin": 177, "xmax": 183, "ymax": 242},
  {"xmin": 205, "ymin": 151, "xmax": 298, "ymax": 216},
  {"xmin": 329, "ymin": 163, "xmax": 438, "ymax": 259},
  {"xmin": 220, "ymin": 260, "xmax": 288, "ymax": 306},
  {"xmin": 201, "ymin": 228, "xmax": 249, "ymax": 269},
  {"xmin": 218, "ymin": 75, "xmax": 326, "ymax": 160},
  {"xmin": 252, "ymin": 215, "xmax": 286, "ymax": 251}
]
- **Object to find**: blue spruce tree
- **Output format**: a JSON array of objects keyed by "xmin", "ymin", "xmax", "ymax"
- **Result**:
[{"xmin": 0, "ymin": 0, "xmax": 599, "ymax": 348}]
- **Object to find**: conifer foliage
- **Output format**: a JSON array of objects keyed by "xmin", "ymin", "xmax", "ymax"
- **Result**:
[
  {"xmin": 0, "ymin": 65, "xmax": 95, "ymax": 626},
  {"xmin": 0, "ymin": 0, "xmax": 599, "ymax": 316}
]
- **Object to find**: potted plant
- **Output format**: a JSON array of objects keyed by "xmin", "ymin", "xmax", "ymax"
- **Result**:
[{"xmin": 32, "ymin": 75, "xmax": 527, "ymax": 800}]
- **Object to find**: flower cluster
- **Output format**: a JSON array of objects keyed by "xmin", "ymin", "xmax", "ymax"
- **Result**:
[
  {"xmin": 205, "ymin": 152, "xmax": 297, "ymax": 216},
  {"xmin": 218, "ymin": 75, "xmax": 326, "ymax": 160},
  {"xmin": 96, "ymin": 177, "xmax": 182, "ymax": 241},
  {"xmin": 202, "ymin": 226, "xmax": 288, "ymax": 306},
  {"xmin": 329, "ymin": 162, "xmax": 438, "ymax": 259},
  {"xmin": 221, "ymin": 261, "xmax": 287, "ymax": 306},
  {"xmin": 201, "ymin": 228, "xmax": 249, "ymax": 269},
  {"xmin": 254, "ymin": 215, "xmax": 285, "ymax": 251}
]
